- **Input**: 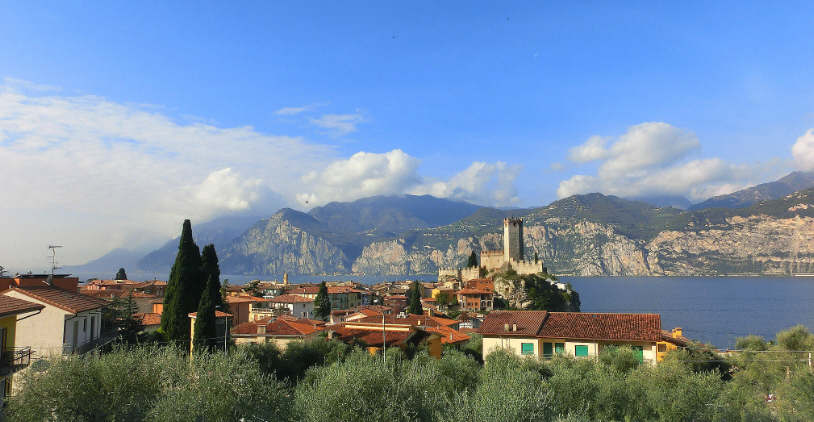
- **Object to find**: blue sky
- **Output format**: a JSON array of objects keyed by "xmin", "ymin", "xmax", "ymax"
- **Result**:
[{"xmin": 2, "ymin": 1, "xmax": 814, "ymax": 268}]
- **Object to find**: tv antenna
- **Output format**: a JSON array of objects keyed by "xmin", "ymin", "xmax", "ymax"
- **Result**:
[{"xmin": 48, "ymin": 245, "xmax": 62, "ymax": 275}]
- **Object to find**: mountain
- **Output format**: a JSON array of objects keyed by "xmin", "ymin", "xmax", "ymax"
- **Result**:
[
  {"xmin": 627, "ymin": 195, "xmax": 693, "ymax": 210},
  {"xmin": 62, "ymin": 248, "xmax": 147, "ymax": 276},
  {"xmin": 136, "ymin": 195, "xmax": 486, "ymax": 274},
  {"xmin": 307, "ymin": 195, "xmax": 483, "ymax": 236},
  {"xmin": 135, "ymin": 214, "xmax": 264, "ymax": 272},
  {"xmin": 688, "ymin": 171, "xmax": 814, "ymax": 211}
]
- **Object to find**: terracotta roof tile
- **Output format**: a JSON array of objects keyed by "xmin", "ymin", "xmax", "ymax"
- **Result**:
[
  {"xmin": 477, "ymin": 311, "xmax": 548, "ymax": 336},
  {"xmin": 232, "ymin": 318, "xmax": 324, "ymax": 336},
  {"xmin": 355, "ymin": 314, "xmax": 458, "ymax": 327},
  {"xmin": 426, "ymin": 325, "xmax": 470, "ymax": 344},
  {"xmin": 135, "ymin": 312, "xmax": 162, "ymax": 326},
  {"xmin": 0, "ymin": 295, "xmax": 45, "ymax": 318},
  {"xmin": 5, "ymin": 285, "xmax": 109, "ymax": 314},
  {"xmin": 538, "ymin": 312, "xmax": 662, "ymax": 342},
  {"xmin": 270, "ymin": 294, "xmax": 314, "ymax": 304}
]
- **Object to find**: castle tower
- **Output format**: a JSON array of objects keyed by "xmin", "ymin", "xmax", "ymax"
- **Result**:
[
  {"xmin": 503, "ymin": 217, "xmax": 524, "ymax": 263},
  {"xmin": 283, "ymin": 272, "xmax": 289, "ymax": 285}
]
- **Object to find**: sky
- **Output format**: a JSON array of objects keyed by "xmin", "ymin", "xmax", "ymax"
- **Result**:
[{"xmin": 2, "ymin": 1, "xmax": 814, "ymax": 270}]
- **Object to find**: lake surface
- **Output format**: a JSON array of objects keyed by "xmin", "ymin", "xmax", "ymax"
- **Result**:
[{"xmin": 76, "ymin": 271, "xmax": 814, "ymax": 349}]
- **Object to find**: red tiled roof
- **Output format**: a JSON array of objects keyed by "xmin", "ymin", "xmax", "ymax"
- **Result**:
[
  {"xmin": 426, "ymin": 325, "xmax": 470, "ymax": 345},
  {"xmin": 0, "ymin": 295, "xmax": 44, "ymax": 318},
  {"xmin": 288, "ymin": 286, "xmax": 319, "ymax": 294},
  {"xmin": 331, "ymin": 324, "xmax": 423, "ymax": 347},
  {"xmin": 477, "ymin": 311, "xmax": 663, "ymax": 343},
  {"xmin": 538, "ymin": 312, "xmax": 662, "ymax": 342},
  {"xmin": 477, "ymin": 311, "xmax": 548, "ymax": 336},
  {"xmin": 277, "ymin": 315, "xmax": 326, "ymax": 326},
  {"xmin": 188, "ymin": 310, "xmax": 233, "ymax": 318},
  {"xmin": 135, "ymin": 312, "xmax": 162, "ymax": 326},
  {"xmin": 232, "ymin": 318, "xmax": 324, "ymax": 336},
  {"xmin": 81, "ymin": 290, "xmax": 155, "ymax": 299},
  {"xmin": 270, "ymin": 294, "xmax": 313, "ymax": 304},
  {"xmin": 355, "ymin": 314, "xmax": 458, "ymax": 327},
  {"xmin": 225, "ymin": 296, "xmax": 256, "ymax": 304},
  {"xmin": 4, "ymin": 285, "xmax": 110, "ymax": 314},
  {"xmin": 455, "ymin": 288, "xmax": 493, "ymax": 295}
]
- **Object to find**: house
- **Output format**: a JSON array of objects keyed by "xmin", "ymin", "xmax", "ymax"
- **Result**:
[
  {"xmin": 478, "ymin": 311, "xmax": 671, "ymax": 365},
  {"xmin": 0, "ymin": 273, "xmax": 79, "ymax": 292},
  {"xmin": 268, "ymin": 294, "xmax": 314, "ymax": 319},
  {"xmin": 425, "ymin": 325, "xmax": 471, "ymax": 348},
  {"xmin": 288, "ymin": 285, "xmax": 363, "ymax": 311},
  {"xmin": 188, "ymin": 310, "xmax": 233, "ymax": 354},
  {"xmin": 354, "ymin": 314, "xmax": 461, "ymax": 330},
  {"xmin": 455, "ymin": 287, "xmax": 494, "ymax": 312},
  {"xmin": 231, "ymin": 315, "xmax": 326, "ymax": 350},
  {"xmin": 0, "ymin": 295, "xmax": 45, "ymax": 401},
  {"xmin": 329, "ymin": 322, "xmax": 443, "ymax": 358},
  {"xmin": 1, "ymin": 285, "xmax": 112, "ymax": 356},
  {"xmin": 224, "ymin": 296, "xmax": 254, "ymax": 326},
  {"xmin": 134, "ymin": 312, "xmax": 162, "ymax": 333},
  {"xmin": 81, "ymin": 289, "xmax": 157, "ymax": 313},
  {"xmin": 658, "ymin": 327, "xmax": 690, "ymax": 362}
]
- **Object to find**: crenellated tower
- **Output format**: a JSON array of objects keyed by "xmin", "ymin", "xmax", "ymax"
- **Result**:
[{"xmin": 503, "ymin": 217, "xmax": 524, "ymax": 263}]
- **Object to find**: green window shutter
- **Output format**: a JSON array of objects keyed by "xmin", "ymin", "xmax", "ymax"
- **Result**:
[
  {"xmin": 555, "ymin": 343, "xmax": 564, "ymax": 354},
  {"xmin": 632, "ymin": 345, "xmax": 644, "ymax": 363},
  {"xmin": 543, "ymin": 342, "xmax": 553, "ymax": 358},
  {"xmin": 575, "ymin": 345, "xmax": 589, "ymax": 357},
  {"xmin": 521, "ymin": 343, "xmax": 534, "ymax": 355}
]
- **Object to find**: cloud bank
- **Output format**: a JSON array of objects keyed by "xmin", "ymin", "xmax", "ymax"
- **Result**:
[
  {"xmin": 557, "ymin": 122, "xmax": 769, "ymax": 201},
  {"xmin": 0, "ymin": 80, "xmax": 522, "ymax": 267}
]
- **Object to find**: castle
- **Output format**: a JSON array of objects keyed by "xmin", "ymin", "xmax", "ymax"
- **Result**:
[{"xmin": 438, "ymin": 217, "xmax": 544, "ymax": 281}]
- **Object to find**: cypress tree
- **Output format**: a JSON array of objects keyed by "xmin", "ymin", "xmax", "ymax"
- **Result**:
[
  {"xmin": 407, "ymin": 282, "xmax": 423, "ymax": 315},
  {"xmin": 314, "ymin": 282, "xmax": 331, "ymax": 321},
  {"xmin": 467, "ymin": 251, "xmax": 478, "ymax": 268},
  {"xmin": 201, "ymin": 244, "xmax": 224, "ymax": 310},
  {"xmin": 193, "ymin": 274, "xmax": 218, "ymax": 352},
  {"xmin": 161, "ymin": 219, "xmax": 203, "ymax": 342},
  {"xmin": 115, "ymin": 268, "xmax": 128, "ymax": 280}
]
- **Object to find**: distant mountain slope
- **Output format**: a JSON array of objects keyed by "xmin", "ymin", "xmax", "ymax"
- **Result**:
[
  {"xmin": 688, "ymin": 171, "xmax": 814, "ymax": 211},
  {"xmin": 627, "ymin": 195, "xmax": 693, "ymax": 210},
  {"xmin": 307, "ymin": 195, "xmax": 483, "ymax": 236},
  {"xmin": 135, "ymin": 214, "xmax": 264, "ymax": 272},
  {"xmin": 62, "ymin": 248, "xmax": 146, "ymax": 276}
]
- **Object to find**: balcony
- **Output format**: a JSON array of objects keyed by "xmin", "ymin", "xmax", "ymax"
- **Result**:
[
  {"xmin": 63, "ymin": 329, "xmax": 118, "ymax": 355},
  {"xmin": 0, "ymin": 347, "xmax": 34, "ymax": 375}
]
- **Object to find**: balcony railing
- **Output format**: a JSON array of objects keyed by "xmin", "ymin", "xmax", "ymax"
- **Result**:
[
  {"xmin": 62, "ymin": 329, "xmax": 118, "ymax": 355},
  {"xmin": 0, "ymin": 347, "xmax": 34, "ymax": 375}
]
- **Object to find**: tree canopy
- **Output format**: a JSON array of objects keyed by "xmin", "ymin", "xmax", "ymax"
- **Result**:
[
  {"xmin": 467, "ymin": 251, "xmax": 478, "ymax": 268},
  {"xmin": 114, "ymin": 267, "xmax": 128, "ymax": 280},
  {"xmin": 161, "ymin": 219, "xmax": 203, "ymax": 342},
  {"xmin": 314, "ymin": 281, "xmax": 331, "ymax": 321},
  {"xmin": 407, "ymin": 282, "xmax": 423, "ymax": 315}
]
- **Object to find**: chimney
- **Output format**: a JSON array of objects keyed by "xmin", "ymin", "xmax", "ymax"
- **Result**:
[
  {"xmin": 673, "ymin": 327, "xmax": 682, "ymax": 338},
  {"xmin": 512, "ymin": 324, "xmax": 517, "ymax": 332},
  {"xmin": 504, "ymin": 323, "xmax": 510, "ymax": 332},
  {"xmin": 257, "ymin": 325, "xmax": 266, "ymax": 335}
]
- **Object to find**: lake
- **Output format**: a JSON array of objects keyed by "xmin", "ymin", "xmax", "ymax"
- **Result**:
[{"xmin": 77, "ymin": 271, "xmax": 814, "ymax": 349}]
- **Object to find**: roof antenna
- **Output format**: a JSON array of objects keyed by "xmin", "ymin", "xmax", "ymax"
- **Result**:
[{"xmin": 48, "ymin": 245, "xmax": 62, "ymax": 276}]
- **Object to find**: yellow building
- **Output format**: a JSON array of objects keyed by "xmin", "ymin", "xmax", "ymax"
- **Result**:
[{"xmin": 0, "ymin": 295, "xmax": 45, "ymax": 401}]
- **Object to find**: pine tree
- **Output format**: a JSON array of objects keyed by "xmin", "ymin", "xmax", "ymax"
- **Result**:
[
  {"xmin": 534, "ymin": 251, "xmax": 539, "ymax": 263},
  {"xmin": 193, "ymin": 274, "xmax": 218, "ymax": 352},
  {"xmin": 118, "ymin": 291, "xmax": 143, "ymax": 344},
  {"xmin": 407, "ymin": 282, "xmax": 423, "ymax": 315},
  {"xmin": 314, "ymin": 281, "xmax": 331, "ymax": 321},
  {"xmin": 467, "ymin": 251, "xmax": 478, "ymax": 268},
  {"xmin": 200, "ymin": 244, "xmax": 224, "ymax": 310},
  {"xmin": 161, "ymin": 219, "xmax": 203, "ymax": 342},
  {"xmin": 115, "ymin": 268, "xmax": 128, "ymax": 280}
]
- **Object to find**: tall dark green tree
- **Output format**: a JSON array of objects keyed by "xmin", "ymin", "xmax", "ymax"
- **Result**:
[
  {"xmin": 114, "ymin": 268, "xmax": 128, "ymax": 280},
  {"xmin": 467, "ymin": 251, "xmax": 478, "ymax": 268},
  {"xmin": 407, "ymin": 282, "xmax": 423, "ymax": 315},
  {"xmin": 200, "ymin": 244, "xmax": 224, "ymax": 310},
  {"xmin": 193, "ymin": 274, "xmax": 218, "ymax": 352},
  {"xmin": 118, "ymin": 291, "xmax": 143, "ymax": 344},
  {"xmin": 313, "ymin": 282, "xmax": 331, "ymax": 321},
  {"xmin": 161, "ymin": 219, "xmax": 203, "ymax": 342}
]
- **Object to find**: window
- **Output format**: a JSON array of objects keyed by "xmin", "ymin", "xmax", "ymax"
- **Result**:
[
  {"xmin": 575, "ymin": 345, "xmax": 589, "ymax": 357},
  {"xmin": 555, "ymin": 343, "xmax": 564, "ymax": 354},
  {"xmin": 632, "ymin": 345, "xmax": 644, "ymax": 363},
  {"xmin": 521, "ymin": 343, "xmax": 534, "ymax": 355},
  {"xmin": 543, "ymin": 342, "xmax": 553, "ymax": 358}
]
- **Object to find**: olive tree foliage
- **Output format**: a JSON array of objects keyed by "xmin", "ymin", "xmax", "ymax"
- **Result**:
[{"xmin": 6, "ymin": 346, "xmax": 293, "ymax": 422}]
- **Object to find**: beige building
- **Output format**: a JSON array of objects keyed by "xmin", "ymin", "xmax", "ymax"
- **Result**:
[
  {"xmin": 2, "ymin": 285, "xmax": 111, "ymax": 357},
  {"xmin": 231, "ymin": 316, "xmax": 326, "ymax": 351},
  {"xmin": 478, "ymin": 310, "xmax": 672, "ymax": 365}
]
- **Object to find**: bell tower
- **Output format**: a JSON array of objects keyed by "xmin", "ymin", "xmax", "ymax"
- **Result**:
[{"xmin": 503, "ymin": 217, "xmax": 524, "ymax": 263}]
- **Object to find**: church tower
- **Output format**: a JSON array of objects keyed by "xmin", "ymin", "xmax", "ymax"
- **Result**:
[{"xmin": 503, "ymin": 217, "xmax": 524, "ymax": 263}]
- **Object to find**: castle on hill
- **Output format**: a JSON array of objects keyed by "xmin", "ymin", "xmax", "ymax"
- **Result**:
[{"xmin": 438, "ymin": 217, "xmax": 544, "ymax": 281}]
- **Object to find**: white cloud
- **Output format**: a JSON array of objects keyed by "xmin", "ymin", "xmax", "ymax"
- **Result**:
[
  {"xmin": 557, "ymin": 122, "xmax": 769, "ymax": 202},
  {"xmin": 567, "ymin": 135, "xmax": 609, "ymax": 163},
  {"xmin": 791, "ymin": 129, "xmax": 814, "ymax": 171},
  {"xmin": 411, "ymin": 162, "xmax": 523, "ymax": 206},
  {"xmin": 275, "ymin": 106, "xmax": 308, "ymax": 116},
  {"xmin": 0, "ymin": 82, "xmax": 333, "ymax": 268},
  {"xmin": 297, "ymin": 152, "xmax": 523, "ymax": 208},
  {"xmin": 309, "ymin": 113, "xmax": 365, "ymax": 137},
  {"xmin": 296, "ymin": 150, "xmax": 421, "ymax": 205}
]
